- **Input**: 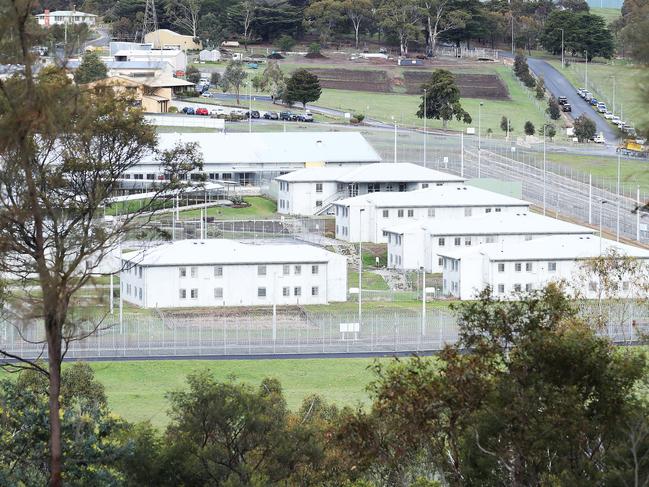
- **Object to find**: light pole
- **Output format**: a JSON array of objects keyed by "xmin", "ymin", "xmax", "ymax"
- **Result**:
[
  {"xmin": 585, "ymin": 50, "xmax": 588, "ymax": 91},
  {"xmin": 423, "ymin": 88, "xmax": 427, "ymax": 168},
  {"xmin": 420, "ymin": 266, "xmax": 426, "ymax": 336},
  {"xmin": 599, "ymin": 199, "xmax": 608, "ymax": 255},
  {"xmin": 612, "ymin": 76, "xmax": 616, "ymax": 114},
  {"xmin": 358, "ymin": 208, "xmax": 365, "ymax": 328},
  {"xmin": 248, "ymin": 82, "xmax": 252, "ymax": 133},
  {"xmin": 616, "ymin": 151, "xmax": 621, "ymax": 241},
  {"xmin": 393, "ymin": 121, "xmax": 398, "ymax": 163},
  {"xmin": 560, "ymin": 29, "xmax": 565, "ymax": 69},
  {"xmin": 478, "ymin": 101, "xmax": 483, "ymax": 178},
  {"xmin": 543, "ymin": 123, "xmax": 547, "ymax": 215}
]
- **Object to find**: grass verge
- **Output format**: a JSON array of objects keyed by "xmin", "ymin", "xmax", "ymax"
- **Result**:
[{"xmin": 179, "ymin": 196, "xmax": 277, "ymax": 219}]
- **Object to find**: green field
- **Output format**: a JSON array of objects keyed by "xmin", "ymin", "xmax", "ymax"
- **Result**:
[
  {"xmin": 548, "ymin": 59, "xmax": 648, "ymax": 131},
  {"xmin": 348, "ymin": 269, "xmax": 389, "ymax": 291},
  {"xmin": 179, "ymin": 196, "xmax": 277, "ymax": 219},
  {"xmin": 591, "ymin": 7, "xmax": 621, "ymax": 24},
  {"xmin": 88, "ymin": 358, "xmax": 382, "ymax": 427}
]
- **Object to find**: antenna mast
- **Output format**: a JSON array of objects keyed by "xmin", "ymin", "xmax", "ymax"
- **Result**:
[{"xmin": 140, "ymin": 0, "xmax": 158, "ymax": 43}]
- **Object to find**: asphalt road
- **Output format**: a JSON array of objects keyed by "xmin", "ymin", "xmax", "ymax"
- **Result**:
[{"xmin": 526, "ymin": 58, "xmax": 619, "ymax": 144}]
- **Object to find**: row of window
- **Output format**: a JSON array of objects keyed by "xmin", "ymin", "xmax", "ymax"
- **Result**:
[
  {"xmin": 179, "ymin": 286, "xmax": 320, "ymax": 300},
  {"xmin": 497, "ymin": 283, "xmax": 535, "ymax": 293},
  {"xmin": 124, "ymin": 283, "xmax": 143, "ymax": 300},
  {"xmin": 124, "ymin": 264, "xmax": 143, "ymax": 279},
  {"xmin": 389, "ymin": 254, "xmax": 403, "ymax": 266},
  {"xmin": 124, "ymin": 172, "xmax": 235, "ymax": 181},
  {"xmin": 496, "ymin": 262, "xmax": 557, "ymax": 273},
  {"xmin": 379, "ymin": 207, "xmax": 503, "ymax": 219},
  {"xmin": 337, "ymin": 225, "xmax": 349, "ymax": 236},
  {"xmin": 178, "ymin": 264, "xmax": 319, "ymax": 278}
]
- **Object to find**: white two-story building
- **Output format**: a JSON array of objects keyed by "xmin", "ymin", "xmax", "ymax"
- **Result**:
[
  {"xmin": 439, "ymin": 234, "xmax": 649, "ymax": 300},
  {"xmin": 120, "ymin": 239, "xmax": 347, "ymax": 308},
  {"xmin": 385, "ymin": 212, "xmax": 595, "ymax": 273},
  {"xmin": 333, "ymin": 186, "xmax": 530, "ymax": 243},
  {"xmin": 275, "ymin": 163, "xmax": 465, "ymax": 216}
]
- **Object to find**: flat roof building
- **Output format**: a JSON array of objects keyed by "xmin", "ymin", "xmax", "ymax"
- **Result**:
[
  {"xmin": 439, "ymin": 235, "xmax": 649, "ymax": 300},
  {"xmin": 36, "ymin": 10, "xmax": 97, "ymax": 27},
  {"xmin": 276, "ymin": 163, "xmax": 465, "ymax": 216},
  {"xmin": 333, "ymin": 186, "xmax": 530, "ymax": 243},
  {"xmin": 384, "ymin": 212, "xmax": 595, "ymax": 272},
  {"xmin": 127, "ymin": 132, "xmax": 382, "ymax": 186},
  {"xmin": 145, "ymin": 29, "xmax": 202, "ymax": 51},
  {"xmin": 121, "ymin": 239, "xmax": 348, "ymax": 308}
]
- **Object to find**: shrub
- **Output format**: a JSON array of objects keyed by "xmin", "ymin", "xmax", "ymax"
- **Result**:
[
  {"xmin": 353, "ymin": 113, "xmax": 365, "ymax": 122},
  {"xmin": 168, "ymin": 106, "xmax": 178, "ymax": 113},
  {"xmin": 524, "ymin": 121, "xmax": 535, "ymax": 135},
  {"xmin": 308, "ymin": 42, "xmax": 321, "ymax": 54}
]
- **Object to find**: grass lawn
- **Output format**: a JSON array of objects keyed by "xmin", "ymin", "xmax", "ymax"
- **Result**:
[
  {"xmin": 179, "ymin": 196, "xmax": 277, "ymax": 219},
  {"xmin": 547, "ymin": 59, "xmax": 648, "ymax": 131},
  {"xmin": 316, "ymin": 65, "xmax": 547, "ymax": 137},
  {"xmin": 88, "ymin": 358, "xmax": 383, "ymax": 428},
  {"xmin": 348, "ymin": 269, "xmax": 389, "ymax": 291},
  {"xmin": 591, "ymin": 7, "xmax": 621, "ymax": 24}
]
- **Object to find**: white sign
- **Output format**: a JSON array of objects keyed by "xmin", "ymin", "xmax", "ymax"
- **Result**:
[
  {"xmin": 348, "ymin": 287, "xmax": 359, "ymax": 294},
  {"xmin": 344, "ymin": 112, "xmax": 351, "ymax": 119},
  {"xmin": 425, "ymin": 287, "xmax": 436, "ymax": 293},
  {"xmin": 466, "ymin": 127, "xmax": 476, "ymax": 134},
  {"xmin": 340, "ymin": 322, "xmax": 360, "ymax": 333}
]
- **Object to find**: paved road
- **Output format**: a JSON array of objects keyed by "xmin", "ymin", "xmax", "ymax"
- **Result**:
[{"xmin": 526, "ymin": 58, "xmax": 619, "ymax": 144}]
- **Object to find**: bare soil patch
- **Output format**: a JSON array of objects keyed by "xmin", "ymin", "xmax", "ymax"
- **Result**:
[
  {"xmin": 306, "ymin": 68, "xmax": 391, "ymax": 93},
  {"xmin": 402, "ymin": 71, "xmax": 510, "ymax": 100}
]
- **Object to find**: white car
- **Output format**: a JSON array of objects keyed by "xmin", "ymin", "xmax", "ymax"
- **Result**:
[
  {"xmin": 611, "ymin": 116, "xmax": 622, "ymax": 125},
  {"xmin": 604, "ymin": 111, "xmax": 614, "ymax": 119},
  {"xmin": 594, "ymin": 134, "xmax": 606, "ymax": 144}
]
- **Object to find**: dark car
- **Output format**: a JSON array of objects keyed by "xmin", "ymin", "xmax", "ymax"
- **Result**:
[
  {"xmin": 558, "ymin": 96, "xmax": 568, "ymax": 105},
  {"xmin": 561, "ymin": 103, "xmax": 571, "ymax": 112},
  {"xmin": 590, "ymin": 98, "xmax": 598, "ymax": 106},
  {"xmin": 181, "ymin": 107, "xmax": 195, "ymax": 115},
  {"xmin": 279, "ymin": 111, "xmax": 294, "ymax": 121},
  {"xmin": 250, "ymin": 110, "xmax": 260, "ymax": 119},
  {"xmin": 263, "ymin": 111, "xmax": 279, "ymax": 120}
]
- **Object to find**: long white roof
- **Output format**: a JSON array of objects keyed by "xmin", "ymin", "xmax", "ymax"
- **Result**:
[
  {"xmin": 383, "ymin": 212, "xmax": 594, "ymax": 237},
  {"xmin": 142, "ymin": 132, "xmax": 381, "ymax": 166},
  {"xmin": 439, "ymin": 235, "xmax": 649, "ymax": 261},
  {"xmin": 334, "ymin": 186, "xmax": 529, "ymax": 208},
  {"xmin": 122, "ymin": 239, "xmax": 339, "ymax": 266},
  {"xmin": 276, "ymin": 163, "xmax": 464, "ymax": 183}
]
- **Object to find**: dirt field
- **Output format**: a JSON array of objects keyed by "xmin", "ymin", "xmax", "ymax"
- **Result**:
[
  {"xmin": 307, "ymin": 68, "xmax": 391, "ymax": 93},
  {"xmin": 403, "ymin": 71, "xmax": 510, "ymax": 100}
]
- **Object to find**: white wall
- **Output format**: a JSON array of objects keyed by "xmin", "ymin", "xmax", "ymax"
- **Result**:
[
  {"xmin": 121, "ymin": 255, "xmax": 347, "ymax": 308},
  {"xmin": 277, "ymin": 181, "xmax": 339, "ymax": 215}
]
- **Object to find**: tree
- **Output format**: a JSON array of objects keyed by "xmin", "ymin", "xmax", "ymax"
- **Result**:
[
  {"xmin": 542, "ymin": 123, "xmax": 556, "ymax": 140},
  {"xmin": 422, "ymin": 0, "xmax": 469, "ymax": 56},
  {"xmin": 547, "ymin": 96, "xmax": 561, "ymax": 120},
  {"xmin": 197, "ymin": 12, "xmax": 226, "ymax": 48},
  {"xmin": 210, "ymin": 71, "xmax": 221, "ymax": 85},
  {"xmin": 73, "ymin": 51, "xmax": 107, "ymax": 84},
  {"xmin": 342, "ymin": 0, "xmax": 372, "ymax": 49},
  {"xmin": 260, "ymin": 60, "xmax": 285, "ymax": 102},
  {"xmin": 276, "ymin": 34, "xmax": 296, "ymax": 52},
  {"xmin": 304, "ymin": 0, "xmax": 344, "ymax": 46},
  {"xmin": 513, "ymin": 51, "xmax": 536, "ymax": 88},
  {"xmin": 185, "ymin": 65, "xmax": 201, "ymax": 84},
  {"xmin": 574, "ymin": 113, "xmax": 597, "ymax": 141},
  {"xmin": 227, "ymin": 0, "xmax": 258, "ymax": 50},
  {"xmin": 524, "ymin": 120, "xmax": 535, "ymax": 135},
  {"xmin": 165, "ymin": 0, "xmax": 201, "ymax": 38},
  {"xmin": 284, "ymin": 68, "xmax": 322, "ymax": 107},
  {"xmin": 535, "ymin": 76, "xmax": 545, "ymax": 99},
  {"xmin": 0, "ymin": 8, "xmax": 202, "ymax": 485},
  {"xmin": 377, "ymin": 0, "xmax": 423, "ymax": 56},
  {"xmin": 500, "ymin": 115, "xmax": 511, "ymax": 134},
  {"xmin": 417, "ymin": 69, "xmax": 472, "ymax": 128},
  {"xmin": 540, "ymin": 10, "xmax": 615, "ymax": 60},
  {"xmin": 219, "ymin": 60, "xmax": 248, "ymax": 104}
]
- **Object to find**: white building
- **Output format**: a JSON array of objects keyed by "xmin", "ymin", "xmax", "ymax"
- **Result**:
[
  {"xmin": 333, "ymin": 186, "xmax": 530, "ymax": 243},
  {"xmin": 112, "ymin": 48, "xmax": 187, "ymax": 73},
  {"xmin": 120, "ymin": 239, "xmax": 348, "ymax": 308},
  {"xmin": 36, "ymin": 10, "xmax": 97, "ymax": 27},
  {"xmin": 439, "ymin": 235, "xmax": 649, "ymax": 300},
  {"xmin": 126, "ymin": 132, "xmax": 381, "ymax": 186},
  {"xmin": 199, "ymin": 49, "xmax": 222, "ymax": 62},
  {"xmin": 275, "ymin": 163, "xmax": 465, "ymax": 216},
  {"xmin": 385, "ymin": 212, "xmax": 595, "ymax": 273}
]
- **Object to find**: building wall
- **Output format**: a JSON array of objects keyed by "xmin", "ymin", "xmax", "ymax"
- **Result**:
[
  {"xmin": 145, "ymin": 31, "xmax": 202, "ymax": 51},
  {"xmin": 120, "ymin": 256, "xmax": 347, "ymax": 308},
  {"xmin": 335, "ymin": 204, "xmax": 529, "ymax": 243},
  {"xmin": 277, "ymin": 181, "xmax": 340, "ymax": 215}
]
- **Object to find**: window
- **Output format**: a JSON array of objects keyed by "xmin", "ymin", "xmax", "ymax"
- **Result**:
[
  {"xmin": 382, "ymin": 209, "xmax": 389, "ymax": 218},
  {"xmin": 127, "ymin": 284, "xmax": 131, "ymax": 294},
  {"xmin": 315, "ymin": 200, "xmax": 322, "ymax": 207},
  {"xmin": 138, "ymin": 267, "xmax": 143, "ymax": 278},
  {"xmin": 258, "ymin": 287, "xmax": 267, "ymax": 298},
  {"xmin": 525, "ymin": 283, "xmax": 533, "ymax": 292},
  {"xmin": 214, "ymin": 266, "xmax": 223, "ymax": 277},
  {"xmin": 398, "ymin": 209, "xmax": 404, "ymax": 218},
  {"xmin": 497, "ymin": 284, "xmax": 505, "ymax": 293},
  {"xmin": 138, "ymin": 288, "xmax": 142, "ymax": 300},
  {"xmin": 407, "ymin": 209, "xmax": 414, "ymax": 217},
  {"xmin": 515, "ymin": 263, "xmax": 522, "ymax": 272},
  {"xmin": 190, "ymin": 289, "xmax": 198, "ymax": 299},
  {"xmin": 464, "ymin": 208, "xmax": 472, "ymax": 217},
  {"xmin": 525, "ymin": 262, "xmax": 533, "ymax": 272},
  {"xmin": 294, "ymin": 265, "xmax": 301, "ymax": 275},
  {"xmin": 465, "ymin": 237, "xmax": 472, "ymax": 246},
  {"xmin": 190, "ymin": 266, "xmax": 198, "ymax": 278},
  {"xmin": 399, "ymin": 183, "xmax": 407, "ymax": 192},
  {"xmin": 385, "ymin": 184, "xmax": 393, "ymax": 192},
  {"xmin": 146, "ymin": 173, "xmax": 155, "ymax": 180},
  {"xmin": 368, "ymin": 183, "xmax": 378, "ymax": 193},
  {"xmin": 311, "ymin": 286, "xmax": 319, "ymax": 296},
  {"xmin": 283, "ymin": 264, "xmax": 290, "ymax": 275},
  {"xmin": 498, "ymin": 263, "xmax": 505, "ymax": 272},
  {"xmin": 486, "ymin": 236, "xmax": 496, "ymax": 243},
  {"xmin": 294, "ymin": 287, "xmax": 302, "ymax": 296},
  {"xmin": 312, "ymin": 265, "xmax": 319, "ymax": 275},
  {"xmin": 282, "ymin": 287, "xmax": 290, "ymax": 297},
  {"xmin": 428, "ymin": 208, "xmax": 435, "ymax": 217},
  {"xmin": 548, "ymin": 262, "xmax": 557, "ymax": 272},
  {"xmin": 438, "ymin": 257, "xmax": 443, "ymax": 266},
  {"xmin": 454, "ymin": 237, "xmax": 461, "ymax": 246},
  {"xmin": 179, "ymin": 267, "xmax": 186, "ymax": 278},
  {"xmin": 495, "ymin": 208, "xmax": 502, "ymax": 212},
  {"xmin": 422, "ymin": 183, "xmax": 429, "ymax": 189},
  {"xmin": 179, "ymin": 289, "xmax": 186, "ymax": 299},
  {"xmin": 623, "ymin": 281, "xmax": 630, "ymax": 291},
  {"xmin": 485, "ymin": 208, "xmax": 492, "ymax": 213},
  {"xmin": 257, "ymin": 265, "xmax": 267, "ymax": 276},
  {"xmin": 315, "ymin": 183, "xmax": 323, "ymax": 193},
  {"xmin": 589, "ymin": 281, "xmax": 598, "ymax": 292},
  {"xmin": 525, "ymin": 235, "xmax": 533, "ymax": 241},
  {"xmin": 214, "ymin": 287, "xmax": 223, "ymax": 298},
  {"xmin": 514, "ymin": 284, "xmax": 522, "ymax": 292}
]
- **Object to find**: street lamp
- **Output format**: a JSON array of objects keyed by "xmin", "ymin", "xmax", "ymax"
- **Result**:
[
  {"xmin": 248, "ymin": 81, "xmax": 252, "ymax": 133},
  {"xmin": 560, "ymin": 28, "xmax": 564, "ymax": 69},
  {"xmin": 358, "ymin": 208, "xmax": 365, "ymax": 328},
  {"xmin": 423, "ymin": 88, "xmax": 427, "ymax": 168},
  {"xmin": 599, "ymin": 199, "xmax": 609, "ymax": 255},
  {"xmin": 420, "ymin": 266, "xmax": 426, "ymax": 336},
  {"xmin": 584, "ymin": 50, "xmax": 588, "ymax": 91},
  {"xmin": 542, "ymin": 123, "xmax": 547, "ymax": 215},
  {"xmin": 393, "ymin": 120, "xmax": 398, "ymax": 163},
  {"xmin": 478, "ymin": 101, "xmax": 483, "ymax": 178}
]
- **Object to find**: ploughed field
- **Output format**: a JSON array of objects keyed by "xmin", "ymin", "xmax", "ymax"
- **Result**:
[{"xmin": 303, "ymin": 68, "xmax": 510, "ymax": 100}]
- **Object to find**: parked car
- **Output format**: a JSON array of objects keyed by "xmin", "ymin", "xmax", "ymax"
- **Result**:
[
  {"xmin": 584, "ymin": 92, "xmax": 593, "ymax": 101},
  {"xmin": 263, "ymin": 111, "xmax": 279, "ymax": 120},
  {"xmin": 558, "ymin": 96, "xmax": 568, "ymax": 105},
  {"xmin": 589, "ymin": 98, "xmax": 598, "ymax": 106},
  {"xmin": 201, "ymin": 92, "xmax": 213, "ymax": 98},
  {"xmin": 279, "ymin": 111, "xmax": 294, "ymax": 121},
  {"xmin": 611, "ymin": 116, "xmax": 622, "ymax": 125},
  {"xmin": 577, "ymin": 88, "xmax": 586, "ymax": 97},
  {"xmin": 593, "ymin": 133, "xmax": 606, "ymax": 144},
  {"xmin": 181, "ymin": 107, "xmax": 195, "ymax": 115},
  {"xmin": 604, "ymin": 111, "xmax": 614, "ymax": 119},
  {"xmin": 561, "ymin": 103, "xmax": 572, "ymax": 112},
  {"xmin": 195, "ymin": 107, "xmax": 209, "ymax": 116},
  {"xmin": 596, "ymin": 103, "xmax": 607, "ymax": 113},
  {"xmin": 250, "ymin": 110, "xmax": 260, "ymax": 119},
  {"xmin": 302, "ymin": 113, "xmax": 314, "ymax": 122}
]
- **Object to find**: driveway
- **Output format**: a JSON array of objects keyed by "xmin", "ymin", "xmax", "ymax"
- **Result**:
[{"xmin": 526, "ymin": 58, "xmax": 619, "ymax": 144}]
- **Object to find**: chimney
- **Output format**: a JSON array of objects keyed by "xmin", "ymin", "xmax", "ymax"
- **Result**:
[{"xmin": 44, "ymin": 9, "xmax": 50, "ymax": 27}]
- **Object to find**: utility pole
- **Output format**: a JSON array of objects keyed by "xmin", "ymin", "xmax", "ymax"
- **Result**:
[
  {"xmin": 478, "ymin": 102, "xmax": 483, "ymax": 178},
  {"xmin": 585, "ymin": 50, "xmax": 588, "ymax": 90},
  {"xmin": 421, "ymin": 266, "xmax": 426, "ymax": 336},
  {"xmin": 358, "ymin": 208, "xmax": 365, "ymax": 328},
  {"xmin": 543, "ymin": 124, "xmax": 546, "ymax": 215},
  {"xmin": 423, "ymin": 88, "xmax": 427, "ymax": 168},
  {"xmin": 560, "ymin": 28, "xmax": 564, "ymax": 68},
  {"xmin": 616, "ymin": 152, "xmax": 621, "ymax": 241},
  {"xmin": 393, "ymin": 122, "xmax": 398, "ymax": 163}
]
